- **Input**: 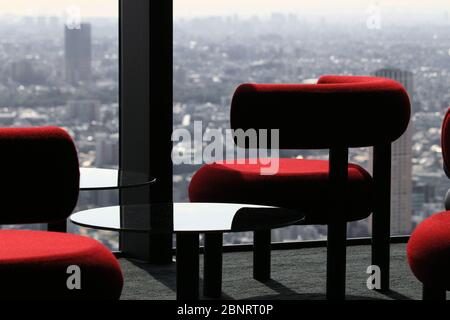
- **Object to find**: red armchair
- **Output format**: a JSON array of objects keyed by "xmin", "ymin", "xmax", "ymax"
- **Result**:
[
  {"xmin": 407, "ymin": 108, "xmax": 450, "ymax": 300},
  {"xmin": 189, "ymin": 75, "xmax": 411, "ymax": 299},
  {"xmin": 0, "ymin": 127, "xmax": 123, "ymax": 300}
]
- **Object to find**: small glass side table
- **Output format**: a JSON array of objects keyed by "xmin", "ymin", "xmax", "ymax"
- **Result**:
[
  {"xmin": 70, "ymin": 202, "xmax": 304, "ymax": 300},
  {"xmin": 48, "ymin": 168, "xmax": 155, "ymax": 232},
  {"xmin": 79, "ymin": 168, "xmax": 155, "ymax": 191}
]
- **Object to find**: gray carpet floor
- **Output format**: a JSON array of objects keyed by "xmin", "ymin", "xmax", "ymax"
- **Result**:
[{"xmin": 119, "ymin": 243, "xmax": 449, "ymax": 300}]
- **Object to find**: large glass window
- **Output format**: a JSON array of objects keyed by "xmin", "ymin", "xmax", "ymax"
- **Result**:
[
  {"xmin": 173, "ymin": 0, "xmax": 450, "ymax": 243},
  {"xmin": 0, "ymin": 1, "xmax": 119, "ymax": 249}
]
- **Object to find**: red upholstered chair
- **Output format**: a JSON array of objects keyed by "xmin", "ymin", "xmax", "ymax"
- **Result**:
[
  {"xmin": 407, "ymin": 108, "xmax": 450, "ymax": 300},
  {"xmin": 0, "ymin": 127, "xmax": 123, "ymax": 300},
  {"xmin": 189, "ymin": 75, "xmax": 411, "ymax": 299},
  {"xmin": 443, "ymin": 108, "xmax": 450, "ymax": 211}
]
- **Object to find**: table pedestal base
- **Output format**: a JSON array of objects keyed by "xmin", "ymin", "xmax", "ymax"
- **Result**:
[{"xmin": 176, "ymin": 233, "xmax": 200, "ymax": 300}]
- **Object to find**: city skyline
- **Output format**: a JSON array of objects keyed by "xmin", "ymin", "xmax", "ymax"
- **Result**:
[
  {"xmin": 174, "ymin": 0, "xmax": 450, "ymax": 17},
  {"xmin": 0, "ymin": 1, "xmax": 118, "ymax": 17},
  {"xmin": 0, "ymin": 7, "xmax": 447, "ymax": 242},
  {"xmin": 0, "ymin": 1, "xmax": 449, "ymax": 19},
  {"xmin": 172, "ymin": 15, "xmax": 449, "ymax": 240}
]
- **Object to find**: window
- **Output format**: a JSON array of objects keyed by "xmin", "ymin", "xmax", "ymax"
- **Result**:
[
  {"xmin": 0, "ymin": 1, "xmax": 119, "ymax": 249},
  {"xmin": 173, "ymin": 0, "xmax": 449, "ymax": 243}
]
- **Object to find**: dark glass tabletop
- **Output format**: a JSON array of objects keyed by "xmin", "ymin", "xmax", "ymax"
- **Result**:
[
  {"xmin": 79, "ymin": 168, "xmax": 155, "ymax": 191},
  {"xmin": 70, "ymin": 203, "xmax": 304, "ymax": 233}
]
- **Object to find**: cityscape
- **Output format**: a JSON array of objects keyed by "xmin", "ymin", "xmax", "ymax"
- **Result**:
[
  {"xmin": 1, "ymin": 9, "xmax": 449, "ymax": 247},
  {"xmin": 173, "ymin": 13, "xmax": 450, "ymax": 243},
  {"xmin": 0, "ymin": 15, "xmax": 120, "ymax": 248}
]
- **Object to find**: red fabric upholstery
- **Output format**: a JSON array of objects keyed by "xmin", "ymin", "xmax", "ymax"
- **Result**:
[
  {"xmin": 407, "ymin": 211, "xmax": 450, "ymax": 290},
  {"xmin": 0, "ymin": 128, "xmax": 122, "ymax": 300},
  {"xmin": 0, "ymin": 127, "xmax": 79, "ymax": 224},
  {"xmin": 441, "ymin": 108, "xmax": 450, "ymax": 177},
  {"xmin": 0, "ymin": 230, "xmax": 123, "ymax": 300},
  {"xmin": 230, "ymin": 75, "xmax": 411, "ymax": 149},
  {"xmin": 189, "ymin": 158, "xmax": 373, "ymax": 224}
]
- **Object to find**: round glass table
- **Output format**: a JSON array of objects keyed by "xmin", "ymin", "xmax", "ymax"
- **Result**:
[
  {"xmin": 79, "ymin": 168, "xmax": 155, "ymax": 191},
  {"xmin": 70, "ymin": 202, "xmax": 304, "ymax": 300}
]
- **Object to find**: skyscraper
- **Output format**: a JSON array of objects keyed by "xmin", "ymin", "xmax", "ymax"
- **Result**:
[
  {"xmin": 66, "ymin": 99, "xmax": 100, "ymax": 123},
  {"xmin": 370, "ymin": 68, "xmax": 414, "ymax": 235},
  {"xmin": 95, "ymin": 132, "xmax": 119, "ymax": 167},
  {"xmin": 65, "ymin": 23, "xmax": 92, "ymax": 85}
]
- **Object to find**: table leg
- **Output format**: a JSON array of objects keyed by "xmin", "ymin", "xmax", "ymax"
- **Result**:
[
  {"xmin": 203, "ymin": 232, "xmax": 223, "ymax": 298},
  {"xmin": 254, "ymin": 230, "xmax": 271, "ymax": 281},
  {"xmin": 176, "ymin": 233, "xmax": 200, "ymax": 300},
  {"xmin": 423, "ymin": 285, "xmax": 446, "ymax": 301}
]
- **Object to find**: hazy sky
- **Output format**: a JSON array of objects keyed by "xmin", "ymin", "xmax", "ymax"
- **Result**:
[
  {"xmin": 174, "ymin": 0, "xmax": 450, "ymax": 17},
  {"xmin": 0, "ymin": 1, "xmax": 449, "ymax": 17},
  {"xmin": 0, "ymin": 0, "xmax": 118, "ymax": 17}
]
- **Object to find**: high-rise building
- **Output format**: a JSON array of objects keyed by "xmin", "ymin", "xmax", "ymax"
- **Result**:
[
  {"xmin": 66, "ymin": 100, "xmax": 100, "ymax": 123},
  {"xmin": 95, "ymin": 132, "xmax": 119, "ymax": 167},
  {"xmin": 370, "ymin": 68, "xmax": 414, "ymax": 235},
  {"xmin": 65, "ymin": 23, "xmax": 92, "ymax": 85}
]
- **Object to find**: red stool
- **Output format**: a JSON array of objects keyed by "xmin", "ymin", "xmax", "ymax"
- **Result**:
[
  {"xmin": 407, "ymin": 108, "xmax": 450, "ymax": 300},
  {"xmin": 0, "ymin": 127, "xmax": 123, "ymax": 300},
  {"xmin": 189, "ymin": 75, "xmax": 411, "ymax": 299}
]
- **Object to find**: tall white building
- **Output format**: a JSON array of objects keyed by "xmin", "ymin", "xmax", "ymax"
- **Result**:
[{"xmin": 370, "ymin": 68, "xmax": 414, "ymax": 235}]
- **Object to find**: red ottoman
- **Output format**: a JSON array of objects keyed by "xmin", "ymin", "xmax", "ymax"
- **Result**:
[{"xmin": 407, "ymin": 211, "xmax": 450, "ymax": 300}]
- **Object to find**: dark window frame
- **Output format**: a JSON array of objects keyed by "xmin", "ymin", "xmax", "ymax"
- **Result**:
[{"xmin": 119, "ymin": 0, "xmax": 173, "ymax": 262}]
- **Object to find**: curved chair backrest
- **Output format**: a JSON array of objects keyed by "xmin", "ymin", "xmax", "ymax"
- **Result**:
[
  {"xmin": 0, "ymin": 127, "xmax": 80, "ymax": 225},
  {"xmin": 442, "ymin": 108, "xmax": 450, "ymax": 178},
  {"xmin": 230, "ymin": 75, "xmax": 411, "ymax": 149}
]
